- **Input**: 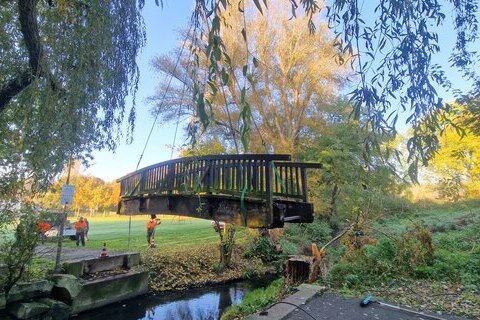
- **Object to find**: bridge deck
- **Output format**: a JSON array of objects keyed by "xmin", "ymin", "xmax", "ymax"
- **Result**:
[{"xmin": 117, "ymin": 154, "xmax": 322, "ymax": 228}]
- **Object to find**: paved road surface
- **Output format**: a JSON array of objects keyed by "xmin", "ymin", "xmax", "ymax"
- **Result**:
[
  {"xmin": 284, "ymin": 293, "xmax": 472, "ymax": 320},
  {"xmin": 36, "ymin": 245, "xmax": 124, "ymax": 261}
]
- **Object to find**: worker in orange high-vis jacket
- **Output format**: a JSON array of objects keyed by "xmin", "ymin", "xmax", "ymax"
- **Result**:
[
  {"xmin": 74, "ymin": 217, "xmax": 88, "ymax": 247},
  {"xmin": 37, "ymin": 221, "xmax": 51, "ymax": 243},
  {"xmin": 146, "ymin": 214, "xmax": 161, "ymax": 246}
]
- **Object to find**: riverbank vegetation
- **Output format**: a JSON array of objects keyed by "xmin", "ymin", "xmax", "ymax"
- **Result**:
[
  {"xmin": 227, "ymin": 200, "xmax": 480, "ymax": 319},
  {"xmin": 221, "ymin": 279, "xmax": 286, "ymax": 320}
]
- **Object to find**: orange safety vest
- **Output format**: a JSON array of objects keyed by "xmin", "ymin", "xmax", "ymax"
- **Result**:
[
  {"xmin": 75, "ymin": 221, "xmax": 87, "ymax": 232},
  {"xmin": 37, "ymin": 222, "xmax": 51, "ymax": 233},
  {"xmin": 146, "ymin": 220, "xmax": 159, "ymax": 232}
]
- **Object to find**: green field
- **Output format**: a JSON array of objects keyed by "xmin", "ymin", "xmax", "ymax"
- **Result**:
[{"xmin": 56, "ymin": 215, "xmax": 222, "ymax": 251}]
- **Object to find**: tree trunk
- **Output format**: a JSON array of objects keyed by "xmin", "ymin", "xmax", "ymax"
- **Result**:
[
  {"xmin": 285, "ymin": 256, "xmax": 312, "ymax": 284},
  {"xmin": 218, "ymin": 223, "xmax": 236, "ymax": 270},
  {"xmin": 329, "ymin": 183, "xmax": 339, "ymax": 218}
]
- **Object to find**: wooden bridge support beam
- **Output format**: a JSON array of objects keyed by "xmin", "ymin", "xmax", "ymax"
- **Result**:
[{"xmin": 117, "ymin": 195, "xmax": 313, "ymax": 229}]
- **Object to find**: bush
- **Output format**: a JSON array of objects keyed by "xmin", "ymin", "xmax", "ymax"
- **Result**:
[
  {"xmin": 283, "ymin": 221, "xmax": 332, "ymax": 252},
  {"xmin": 327, "ymin": 259, "xmax": 364, "ymax": 288},
  {"xmin": 328, "ymin": 225, "xmax": 436, "ymax": 288},
  {"xmin": 414, "ymin": 249, "xmax": 480, "ymax": 286},
  {"xmin": 381, "ymin": 194, "xmax": 414, "ymax": 214},
  {"xmin": 396, "ymin": 225, "xmax": 434, "ymax": 268},
  {"xmin": 241, "ymin": 258, "xmax": 268, "ymax": 279},
  {"xmin": 244, "ymin": 236, "xmax": 279, "ymax": 263},
  {"xmin": 278, "ymin": 239, "xmax": 297, "ymax": 256}
]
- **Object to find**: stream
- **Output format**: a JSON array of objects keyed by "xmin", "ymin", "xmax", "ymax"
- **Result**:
[{"xmin": 74, "ymin": 279, "xmax": 272, "ymax": 320}]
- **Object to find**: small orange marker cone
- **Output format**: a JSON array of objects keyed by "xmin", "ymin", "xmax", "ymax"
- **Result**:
[
  {"xmin": 100, "ymin": 242, "xmax": 109, "ymax": 257},
  {"xmin": 149, "ymin": 236, "xmax": 155, "ymax": 248}
]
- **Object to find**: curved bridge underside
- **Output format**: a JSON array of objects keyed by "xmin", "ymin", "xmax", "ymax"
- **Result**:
[{"xmin": 117, "ymin": 154, "xmax": 322, "ymax": 229}]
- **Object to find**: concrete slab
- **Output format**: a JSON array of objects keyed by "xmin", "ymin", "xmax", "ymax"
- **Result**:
[
  {"xmin": 83, "ymin": 255, "xmax": 126, "ymax": 274},
  {"xmin": 61, "ymin": 253, "xmax": 142, "ymax": 276},
  {"xmin": 248, "ymin": 284, "xmax": 327, "ymax": 320},
  {"xmin": 69, "ymin": 270, "xmax": 149, "ymax": 314}
]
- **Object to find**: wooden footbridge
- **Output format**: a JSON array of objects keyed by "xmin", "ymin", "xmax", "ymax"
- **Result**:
[{"xmin": 117, "ymin": 154, "xmax": 321, "ymax": 228}]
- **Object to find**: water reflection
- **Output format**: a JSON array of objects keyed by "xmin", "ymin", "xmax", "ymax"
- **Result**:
[{"xmin": 75, "ymin": 281, "xmax": 259, "ymax": 320}]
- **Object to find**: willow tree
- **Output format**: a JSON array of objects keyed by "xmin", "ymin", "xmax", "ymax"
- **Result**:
[
  {"xmin": 186, "ymin": 0, "xmax": 479, "ymax": 180},
  {"xmin": 0, "ymin": 0, "xmax": 145, "ymax": 195},
  {"xmin": 151, "ymin": 3, "xmax": 349, "ymax": 155}
]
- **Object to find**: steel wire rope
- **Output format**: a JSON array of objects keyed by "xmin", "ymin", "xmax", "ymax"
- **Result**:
[
  {"xmin": 170, "ymin": 41, "xmax": 196, "ymax": 160},
  {"xmin": 198, "ymin": 4, "xmax": 286, "ymax": 226},
  {"xmin": 260, "ymin": 301, "xmax": 318, "ymax": 320},
  {"xmin": 126, "ymin": 14, "xmax": 195, "ymax": 250}
]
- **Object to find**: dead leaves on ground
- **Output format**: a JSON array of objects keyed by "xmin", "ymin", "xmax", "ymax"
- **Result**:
[{"xmin": 142, "ymin": 244, "xmax": 269, "ymax": 292}]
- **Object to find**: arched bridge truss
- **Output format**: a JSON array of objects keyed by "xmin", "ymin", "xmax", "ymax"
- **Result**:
[{"xmin": 117, "ymin": 154, "xmax": 322, "ymax": 229}]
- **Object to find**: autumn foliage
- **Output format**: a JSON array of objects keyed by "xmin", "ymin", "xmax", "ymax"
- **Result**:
[{"xmin": 35, "ymin": 173, "xmax": 119, "ymax": 215}]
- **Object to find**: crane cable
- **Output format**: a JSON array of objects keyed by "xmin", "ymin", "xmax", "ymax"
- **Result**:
[{"xmin": 127, "ymin": 14, "xmax": 195, "ymax": 250}]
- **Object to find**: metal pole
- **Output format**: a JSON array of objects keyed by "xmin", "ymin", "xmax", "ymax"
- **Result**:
[
  {"xmin": 127, "ymin": 215, "xmax": 132, "ymax": 250},
  {"xmin": 54, "ymin": 157, "xmax": 73, "ymax": 273}
]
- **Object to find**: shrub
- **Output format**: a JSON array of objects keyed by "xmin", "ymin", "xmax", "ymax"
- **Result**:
[
  {"xmin": 328, "ymin": 225, "xmax": 436, "ymax": 288},
  {"xmin": 327, "ymin": 260, "xmax": 364, "ymax": 288},
  {"xmin": 381, "ymin": 194, "xmax": 414, "ymax": 214},
  {"xmin": 396, "ymin": 225, "xmax": 434, "ymax": 268},
  {"xmin": 244, "ymin": 236, "xmax": 279, "ymax": 263},
  {"xmin": 278, "ymin": 239, "xmax": 297, "ymax": 256},
  {"xmin": 284, "ymin": 221, "xmax": 332, "ymax": 246}
]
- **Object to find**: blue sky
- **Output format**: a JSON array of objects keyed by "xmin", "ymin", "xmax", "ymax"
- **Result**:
[
  {"xmin": 84, "ymin": 1, "xmax": 473, "ymax": 182},
  {"xmin": 85, "ymin": 1, "xmax": 196, "ymax": 181}
]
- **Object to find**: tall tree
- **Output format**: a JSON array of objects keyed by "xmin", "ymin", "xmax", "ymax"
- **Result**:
[
  {"xmin": 298, "ymin": 101, "xmax": 402, "ymax": 220},
  {"xmin": 0, "ymin": 0, "xmax": 145, "ymax": 195},
  {"xmin": 190, "ymin": 0, "xmax": 479, "ymax": 178},
  {"xmin": 151, "ymin": 3, "xmax": 348, "ymax": 155},
  {"xmin": 427, "ymin": 106, "xmax": 480, "ymax": 201}
]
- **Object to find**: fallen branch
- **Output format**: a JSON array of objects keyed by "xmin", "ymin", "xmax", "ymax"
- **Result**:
[{"xmin": 320, "ymin": 225, "xmax": 353, "ymax": 251}]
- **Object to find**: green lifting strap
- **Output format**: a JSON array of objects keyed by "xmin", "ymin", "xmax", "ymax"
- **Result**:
[
  {"xmin": 272, "ymin": 162, "xmax": 286, "ymax": 193},
  {"xmin": 239, "ymin": 161, "xmax": 286, "ymax": 226},
  {"xmin": 240, "ymin": 163, "xmax": 247, "ymax": 225}
]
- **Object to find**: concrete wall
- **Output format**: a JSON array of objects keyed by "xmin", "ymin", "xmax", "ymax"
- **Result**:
[
  {"xmin": 68, "ymin": 271, "xmax": 149, "ymax": 314},
  {"xmin": 62, "ymin": 253, "xmax": 141, "ymax": 277}
]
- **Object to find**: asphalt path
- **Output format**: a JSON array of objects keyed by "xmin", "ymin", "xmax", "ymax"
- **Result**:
[{"xmin": 284, "ymin": 293, "xmax": 472, "ymax": 320}]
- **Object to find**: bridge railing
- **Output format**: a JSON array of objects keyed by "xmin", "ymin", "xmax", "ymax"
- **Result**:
[{"xmin": 117, "ymin": 154, "xmax": 321, "ymax": 203}]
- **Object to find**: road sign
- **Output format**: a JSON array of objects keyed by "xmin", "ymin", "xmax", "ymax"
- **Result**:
[{"xmin": 60, "ymin": 185, "xmax": 75, "ymax": 205}]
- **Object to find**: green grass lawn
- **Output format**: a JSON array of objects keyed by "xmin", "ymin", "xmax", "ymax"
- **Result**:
[{"xmin": 54, "ymin": 216, "xmax": 222, "ymax": 251}]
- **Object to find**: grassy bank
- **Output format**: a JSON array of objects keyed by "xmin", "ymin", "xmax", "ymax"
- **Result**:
[
  {"xmin": 41, "ymin": 216, "xmax": 271, "ymax": 292},
  {"xmin": 221, "ymin": 201, "xmax": 480, "ymax": 319},
  {"xmin": 327, "ymin": 200, "xmax": 480, "ymax": 318},
  {"xmin": 221, "ymin": 278, "xmax": 286, "ymax": 320}
]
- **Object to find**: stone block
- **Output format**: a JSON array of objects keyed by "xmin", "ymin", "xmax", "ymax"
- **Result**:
[
  {"xmin": 62, "ymin": 260, "xmax": 85, "ymax": 277},
  {"xmin": 124, "ymin": 253, "xmax": 141, "ymax": 269},
  {"xmin": 70, "ymin": 270, "xmax": 149, "ymax": 314},
  {"xmin": 51, "ymin": 274, "xmax": 83, "ymax": 304},
  {"xmin": 38, "ymin": 298, "xmax": 71, "ymax": 320},
  {"xmin": 7, "ymin": 280, "xmax": 53, "ymax": 303},
  {"xmin": 83, "ymin": 255, "xmax": 126, "ymax": 274},
  {"xmin": 7, "ymin": 301, "xmax": 49, "ymax": 319}
]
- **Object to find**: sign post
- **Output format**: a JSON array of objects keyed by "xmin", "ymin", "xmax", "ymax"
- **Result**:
[
  {"xmin": 60, "ymin": 185, "xmax": 75, "ymax": 205},
  {"xmin": 54, "ymin": 160, "xmax": 75, "ymax": 272}
]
